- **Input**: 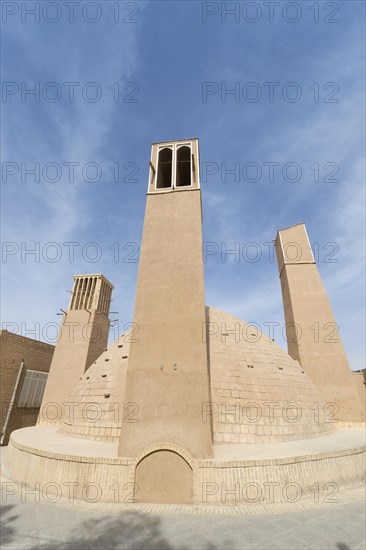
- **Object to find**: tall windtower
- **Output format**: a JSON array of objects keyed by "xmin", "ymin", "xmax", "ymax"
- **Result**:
[
  {"xmin": 39, "ymin": 274, "xmax": 113, "ymax": 424},
  {"xmin": 275, "ymin": 224, "xmax": 364, "ymax": 422},
  {"xmin": 119, "ymin": 139, "xmax": 213, "ymax": 459}
]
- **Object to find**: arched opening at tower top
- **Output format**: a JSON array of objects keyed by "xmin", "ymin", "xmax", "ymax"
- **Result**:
[
  {"xmin": 176, "ymin": 145, "xmax": 191, "ymax": 187},
  {"xmin": 156, "ymin": 147, "xmax": 173, "ymax": 188},
  {"xmin": 135, "ymin": 450, "xmax": 193, "ymax": 504}
]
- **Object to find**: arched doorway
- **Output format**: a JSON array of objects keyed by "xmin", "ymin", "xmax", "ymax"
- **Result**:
[{"xmin": 135, "ymin": 450, "xmax": 193, "ymax": 504}]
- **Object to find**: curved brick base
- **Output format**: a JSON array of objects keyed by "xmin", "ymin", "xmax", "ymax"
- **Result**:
[{"xmin": 2, "ymin": 426, "xmax": 365, "ymax": 507}]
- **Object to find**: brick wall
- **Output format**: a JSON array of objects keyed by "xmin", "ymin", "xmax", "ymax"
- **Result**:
[{"xmin": 0, "ymin": 330, "xmax": 54, "ymax": 444}]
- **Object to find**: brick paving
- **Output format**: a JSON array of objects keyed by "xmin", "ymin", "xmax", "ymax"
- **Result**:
[{"xmin": 1, "ymin": 481, "xmax": 365, "ymax": 549}]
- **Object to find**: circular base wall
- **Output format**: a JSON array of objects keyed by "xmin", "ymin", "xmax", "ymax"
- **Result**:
[{"xmin": 2, "ymin": 427, "xmax": 365, "ymax": 507}]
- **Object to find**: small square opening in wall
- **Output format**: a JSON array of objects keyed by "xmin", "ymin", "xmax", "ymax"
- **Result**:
[{"xmin": 104, "ymin": 393, "xmax": 111, "ymax": 399}]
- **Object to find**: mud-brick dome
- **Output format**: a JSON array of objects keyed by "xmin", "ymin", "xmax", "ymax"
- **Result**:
[
  {"xmin": 207, "ymin": 307, "xmax": 334, "ymax": 443},
  {"xmin": 61, "ymin": 307, "xmax": 334, "ymax": 444},
  {"xmin": 60, "ymin": 337, "xmax": 130, "ymax": 442}
]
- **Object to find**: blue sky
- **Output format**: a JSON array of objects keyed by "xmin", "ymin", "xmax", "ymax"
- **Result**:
[{"xmin": 1, "ymin": 1, "xmax": 365, "ymax": 369}]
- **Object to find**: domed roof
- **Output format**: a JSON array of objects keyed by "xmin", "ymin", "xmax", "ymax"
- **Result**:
[
  {"xmin": 207, "ymin": 307, "xmax": 334, "ymax": 444},
  {"xmin": 61, "ymin": 307, "xmax": 334, "ymax": 443},
  {"xmin": 61, "ymin": 335, "xmax": 130, "ymax": 441}
]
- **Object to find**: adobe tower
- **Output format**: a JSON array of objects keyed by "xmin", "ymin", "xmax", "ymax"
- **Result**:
[
  {"xmin": 119, "ymin": 139, "xmax": 213, "ymax": 459},
  {"xmin": 38, "ymin": 274, "xmax": 113, "ymax": 424},
  {"xmin": 275, "ymin": 224, "xmax": 364, "ymax": 422}
]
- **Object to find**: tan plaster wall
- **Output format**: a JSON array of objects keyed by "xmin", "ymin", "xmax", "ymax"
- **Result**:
[
  {"xmin": 135, "ymin": 450, "xmax": 193, "ymax": 504},
  {"xmin": 38, "ymin": 310, "xmax": 110, "ymax": 425},
  {"xmin": 275, "ymin": 224, "xmax": 364, "ymax": 422},
  {"xmin": 4, "ymin": 432, "xmax": 365, "ymax": 505},
  {"xmin": 119, "ymin": 189, "xmax": 213, "ymax": 459}
]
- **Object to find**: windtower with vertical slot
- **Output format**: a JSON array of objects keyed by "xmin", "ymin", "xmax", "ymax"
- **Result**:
[{"xmin": 38, "ymin": 274, "xmax": 113, "ymax": 424}]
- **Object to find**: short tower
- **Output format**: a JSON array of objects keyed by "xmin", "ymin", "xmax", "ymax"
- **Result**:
[
  {"xmin": 38, "ymin": 274, "xmax": 113, "ymax": 424},
  {"xmin": 275, "ymin": 224, "xmax": 364, "ymax": 422}
]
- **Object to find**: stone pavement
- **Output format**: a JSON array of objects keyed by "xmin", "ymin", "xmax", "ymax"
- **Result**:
[{"xmin": 1, "ymin": 483, "xmax": 365, "ymax": 550}]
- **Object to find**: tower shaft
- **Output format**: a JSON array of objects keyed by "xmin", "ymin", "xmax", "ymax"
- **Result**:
[
  {"xmin": 38, "ymin": 274, "xmax": 113, "ymax": 424},
  {"xmin": 275, "ymin": 224, "xmax": 364, "ymax": 422},
  {"xmin": 119, "ymin": 139, "xmax": 213, "ymax": 458}
]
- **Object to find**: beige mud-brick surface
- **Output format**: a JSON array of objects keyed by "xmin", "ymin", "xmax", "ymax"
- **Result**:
[
  {"xmin": 60, "ymin": 306, "xmax": 337, "ymax": 447},
  {"xmin": 119, "ymin": 187, "xmax": 213, "ymax": 459},
  {"xmin": 3, "ymin": 426, "xmax": 365, "ymax": 505},
  {"xmin": 275, "ymin": 223, "xmax": 365, "ymax": 422},
  {"xmin": 60, "ymin": 335, "xmax": 131, "ymax": 442}
]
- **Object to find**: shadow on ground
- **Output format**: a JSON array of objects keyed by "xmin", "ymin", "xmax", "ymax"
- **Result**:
[
  {"xmin": 0, "ymin": 503, "xmax": 217, "ymax": 550},
  {"xmin": 0, "ymin": 504, "xmax": 19, "ymax": 546}
]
